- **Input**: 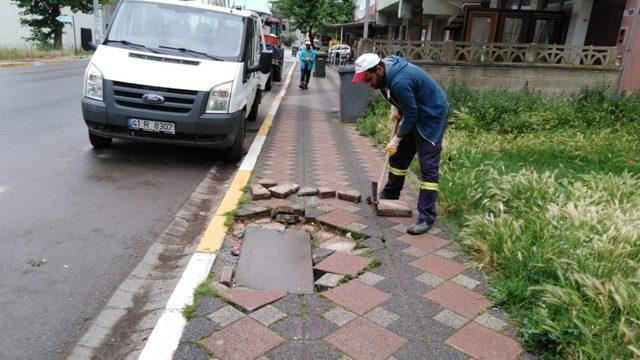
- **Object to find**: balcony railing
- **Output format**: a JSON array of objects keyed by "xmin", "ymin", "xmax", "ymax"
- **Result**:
[{"xmin": 358, "ymin": 39, "xmax": 620, "ymax": 69}]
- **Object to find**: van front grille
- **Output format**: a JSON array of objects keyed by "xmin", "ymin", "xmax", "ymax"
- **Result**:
[{"xmin": 112, "ymin": 81, "xmax": 198, "ymax": 114}]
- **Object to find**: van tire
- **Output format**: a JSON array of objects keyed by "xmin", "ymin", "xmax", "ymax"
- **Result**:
[
  {"xmin": 273, "ymin": 65, "xmax": 282, "ymax": 82},
  {"xmin": 264, "ymin": 75, "xmax": 272, "ymax": 91},
  {"xmin": 247, "ymin": 91, "xmax": 260, "ymax": 122},
  {"xmin": 89, "ymin": 132, "xmax": 112, "ymax": 149},
  {"xmin": 225, "ymin": 115, "xmax": 246, "ymax": 163}
]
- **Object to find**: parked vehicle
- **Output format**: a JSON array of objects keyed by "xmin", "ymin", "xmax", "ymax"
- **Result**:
[
  {"xmin": 80, "ymin": 0, "xmax": 271, "ymax": 162},
  {"xmin": 256, "ymin": 12, "xmax": 284, "ymax": 91},
  {"xmin": 329, "ymin": 44, "xmax": 351, "ymax": 64}
]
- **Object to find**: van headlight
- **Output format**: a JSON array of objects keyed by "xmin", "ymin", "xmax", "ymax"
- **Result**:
[
  {"xmin": 84, "ymin": 63, "xmax": 104, "ymax": 101},
  {"xmin": 206, "ymin": 81, "xmax": 232, "ymax": 113}
]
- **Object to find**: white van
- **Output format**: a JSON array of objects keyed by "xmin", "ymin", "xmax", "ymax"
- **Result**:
[{"xmin": 80, "ymin": 0, "xmax": 272, "ymax": 162}]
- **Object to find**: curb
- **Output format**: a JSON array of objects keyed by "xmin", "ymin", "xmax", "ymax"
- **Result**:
[
  {"xmin": 0, "ymin": 56, "xmax": 89, "ymax": 68},
  {"xmin": 138, "ymin": 62, "xmax": 296, "ymax": 360}
]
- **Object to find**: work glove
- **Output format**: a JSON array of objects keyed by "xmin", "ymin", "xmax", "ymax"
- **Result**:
[
  {"xmin": 390, "ymin": 105, "xmax": 401, "ymax": 122},
  {"xmin": 384, "ymin": 135, "xmax": 402, "ymax": 156}
]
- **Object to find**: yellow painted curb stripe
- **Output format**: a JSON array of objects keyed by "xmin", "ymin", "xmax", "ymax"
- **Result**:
[
  {"xmin": 257, "ymin": 115, "xmax": 274, "ymax": 136},
  {"xmin": 197, "ymin": 170, "xmax": 251, "ymax": 252}
]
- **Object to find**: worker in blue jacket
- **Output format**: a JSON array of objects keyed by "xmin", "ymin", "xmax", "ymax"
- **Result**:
[
  {"xmin": 298, "ymin": 40, "xmax": 316, "ymax": 89},
  {"xmin": 353, "ymin": 53, "xmax": 449, "ymax": 235}
]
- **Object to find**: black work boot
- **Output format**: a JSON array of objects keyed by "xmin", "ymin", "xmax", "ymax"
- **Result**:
[{"xmin": 407, "ymin": 219, "xmax": 433, "ymax": 235}]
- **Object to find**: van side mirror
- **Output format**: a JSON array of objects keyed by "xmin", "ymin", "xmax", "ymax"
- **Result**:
[
  {"xmin": 81, "ymin": 28, "xmax": 97, "ymax": 51},
  {"xmin": 259, "ymin": 51, "xmax": 272, "ymax": 74}
]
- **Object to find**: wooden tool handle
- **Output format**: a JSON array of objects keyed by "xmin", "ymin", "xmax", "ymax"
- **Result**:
[{"xmin": 376, "ymin": 120, "xmax": 400, "ymax": 193}]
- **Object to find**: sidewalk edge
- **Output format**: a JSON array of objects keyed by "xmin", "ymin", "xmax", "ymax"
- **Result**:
[{"xmin": 137, "ymin": 62, "xmax": 296, "ymax": 360}]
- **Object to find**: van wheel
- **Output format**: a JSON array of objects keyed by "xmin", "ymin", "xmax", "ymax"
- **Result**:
[
  {"xmin": 247, "ymin": 91, "xmax": 260, "ymax": 122},
  {"xmin": 89, "ymin": 131, "xmax": 112, "ymax": 149},
  {"xmin": 225, "ymin": 116, "xmax": 246, "ymax": 163},
  {"xmin": 264, "ymin": 75, "xmax": 272, "ymax": 91},
  {"xmin": 273, "ymin": 66, "xmax": 282, "ymax": 82}
]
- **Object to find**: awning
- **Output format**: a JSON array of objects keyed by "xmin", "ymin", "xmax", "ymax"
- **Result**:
[{"xmin": 327, "ymin": 20, "xmax": 382, "ymax": 30}]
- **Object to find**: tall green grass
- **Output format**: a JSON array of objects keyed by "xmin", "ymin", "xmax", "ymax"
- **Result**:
[
  {"xmin": 356, "ymin": 86, "xmax": 640, "ymax": 358},
  {"xmin": 0, "ymin": 47, "xmax": 91, "ymax": 61}
]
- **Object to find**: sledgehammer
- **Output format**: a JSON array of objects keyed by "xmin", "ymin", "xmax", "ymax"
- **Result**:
[{"xmin": 366, "ymin": 119, "xmax": 412, "ymax": 217}]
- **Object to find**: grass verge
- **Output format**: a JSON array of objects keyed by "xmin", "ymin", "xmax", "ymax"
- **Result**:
[
  {"xmin": 357, "ymin": 85, "xmax": 640, "ymax": 359},
  {"xmin": 0, "ymin": 47, "xmax": 92, "ymax": 61}
]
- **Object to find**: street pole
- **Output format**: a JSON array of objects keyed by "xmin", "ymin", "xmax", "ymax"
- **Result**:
[
  {"xmin": 363, "ymin": 0, "xmax": 370, "ymax": 39},
  {"xmin": 72, "ymin": 15, "xmax": 78, "ymax": 54}
]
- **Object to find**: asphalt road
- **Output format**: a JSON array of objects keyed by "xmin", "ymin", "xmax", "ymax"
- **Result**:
[{"xmin": 0, "ymin": 59, "xmax": 285, "ymax": 359}]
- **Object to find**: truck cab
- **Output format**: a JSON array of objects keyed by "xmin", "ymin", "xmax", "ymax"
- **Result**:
[{"xmin": 81, "ymin": 0, "xmax": 271, "ymax": 162}]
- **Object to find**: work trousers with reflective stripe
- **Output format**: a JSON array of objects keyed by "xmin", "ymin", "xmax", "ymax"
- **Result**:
[{"xmin": 381, "ymin": 128, "xmax": 442, "ymax": 224}]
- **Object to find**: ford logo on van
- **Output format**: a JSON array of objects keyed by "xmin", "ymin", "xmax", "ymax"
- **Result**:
[{"xmin": 142, "ymin": 94, "xmax": 165, "ymax": 104}]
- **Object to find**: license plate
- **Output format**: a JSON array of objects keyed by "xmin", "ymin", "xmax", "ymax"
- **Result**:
[{"xmin": 128, "ymin": 119, "xmax": 175, "ymax": 134}]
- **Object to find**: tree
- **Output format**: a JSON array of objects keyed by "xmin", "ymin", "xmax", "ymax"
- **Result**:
[
  {"xmin": 272, "ymin": 0, "xmax": 354, "ymax": 45},
  {"xmin": 12, "ymin": 0, "xmax": 96, "ymax": 49}
]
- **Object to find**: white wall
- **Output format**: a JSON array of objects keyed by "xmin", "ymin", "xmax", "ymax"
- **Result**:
[{"xmin": 0, "ymin": 1, "xmax": 94, "ymax": 49}]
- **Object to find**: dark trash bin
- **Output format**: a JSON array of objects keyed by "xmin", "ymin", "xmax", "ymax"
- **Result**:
[
  {"xmin": 292, "ymin": 46, "xmax": 299, "ymax": 57},
  {"xmin": 337, "ymin": 65, "xmax": 370, "ymax": 123},
  {"xmin": 314, "ymin": 51, "xmax": 327, "ymax": 78}
]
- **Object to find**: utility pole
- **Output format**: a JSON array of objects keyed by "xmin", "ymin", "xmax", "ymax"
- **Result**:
[{"xmin": 363, "ymin": 0, "xmax": 370, "ymax": 39}]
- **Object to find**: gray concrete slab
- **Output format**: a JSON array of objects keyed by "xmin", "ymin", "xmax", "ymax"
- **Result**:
[{"xmin": 235, "ymin": 229, "xmax": 314, "ymax": 294}]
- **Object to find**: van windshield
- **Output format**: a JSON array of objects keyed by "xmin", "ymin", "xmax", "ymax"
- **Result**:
[{"xmin": 107, "ymin": 0, "xmax": 245, "ymax": 61}]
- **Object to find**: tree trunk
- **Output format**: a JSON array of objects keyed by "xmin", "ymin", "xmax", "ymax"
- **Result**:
[
  {"xmin": 54, "ymin": 29, "xmax": 63, "ymax": 49},
  {"xmin": 52, "ymin": 5, "xmax": 63, "ymax": 49}
]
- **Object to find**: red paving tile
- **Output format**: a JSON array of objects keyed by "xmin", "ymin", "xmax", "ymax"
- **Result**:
[
  {"xmin": 222, "ymin": 289, "xmax": 287, "ymax": 312},
  {"xmin": 253, "ymin": 198, "xmax": 292, "ymax": 208},
  {"xmin": 324, "ymin": 317, "xmax": 407, "ymax": 360},
  {"xmin": 409, "ymin": 254, "xmax": 466, "ymax": 279},
  {"xmin": 314, "ymin": 252, "xmax": 372, "ymax": 276},
  {"xmin": 397, "ymin": 233, "xmax": 450, "ymax": 253},
  {"xmin": 445, "ymin": 322, "xmax": 523, "ymax": 360},
  {"xmin": 322, "ymin": 280, "xmax": 391, "ymax": 315},
  {"xmin": 316, "ymin": 209, "xmax": 363, "ymax": 228},
  {"xmin": 201, "ymin": 317, "xmax": 284, "ymax": 360},
  {"xmin": 425, "ymin": 282, "xmax": 490, "ymax": 318}
]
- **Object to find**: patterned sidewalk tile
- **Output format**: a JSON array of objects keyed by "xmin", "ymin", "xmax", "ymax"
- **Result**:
[
  {"xmin": 317, "ymin": 209, "xmax": 363, "ymax": 228},
  {"xmin": 324, "ymin": 318, "xmax": 407, "ymax": 360},
  {"xmin": 223, "ymin": 289, "xmax": 287, "ymax": 312},
  {"xmin": 397, "ymin": 233, "xmax": 450, "ymax": 253},
  {"xmin": 322, "ymin": 280, "xmax": 391, "ymax": 315},
  {"xmin": 425, "ymin": 282, "xmax": 491, "ymax": 318},
  {"xmin": 409, "ymin": 254, "xmax": 467, "ymax": 279},
  {"xmin": 314, "ymin": 252, "xmax": 372, "ymax": 277},
  {"xmin": 201, "ymin": 317, "xmax": 284, "ymax": 359},
  {"xmin": 445, "ymin": 322, "xmax": 523, "ymax": 360}
]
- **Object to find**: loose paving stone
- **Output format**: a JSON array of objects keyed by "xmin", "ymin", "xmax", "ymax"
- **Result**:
[
  {"xmin": 356, "ymin": 272, "xmax": 385, "ymax": 286},
  {"xmin": 452, "ymin": 274, "xmax": 480, "ymax": 289},
  {"xmin": 235, "ymin": 229, "xmax": 314, "ymax": 294},
  {"xmin": 252, "ymin": 184, "xmax": 272, "ymax": 200},
  {"xmin": 316, "ymin": 204, "xmax": 336, "ymax": 213},
  {"xmin": 269, "ymin": 183, "xmax": 300, "ymax": 199},
  {"xmin": 317, "ymin": 209, "xmax": 363, "ymax": 228},
  {"xmin": 222, "ymin": 288, "xmax": 287, "ymax": 312},
  {"xmin": 415, "ymin": 272, "xmax": 445, "ymax": 287},
  {"xmin": 202, "ymin": 317, "xmax": 284, "ymax": 359},
  {"xmin": 434, "ymin": 309, "xmax": 469, "ymax": 329},
  {"xmin": 474, "ymin": 312, "xmax": 508, "ymax": 332},
  {"xmin": 434, "ymin": 248, "xmax": 456, "ymax": 259},
  {"xmin": 322, "ymin": 307, "xmax": 358, "ymax": 326},
  {"xmin": 319, "ymin": 236, "xmax": 356, "ymax": 252},
  {"xmin": 342, "ymin": 205, "xmax": 361, "ymax": 213},
  {"xmin": 324, "ymin": 317, "xmax": 407, "ymax": 360},
  {"xmin": 236, "ymin": 204, "xmax": 270, "ymax": 218},
  {"xmin": 259, "ymin": 178, "xmax": 278, "ymax": 188},
  {"xmin": 312, "ymin": 230, "xmax": 336, "ymax": 243},
  {"xmin": 173, "ymin": 342, "xmax": 209, "ymax": 360},
  {"xmin": 206, "ymin": 305, "xmax": 245, "ymax": 328},
  {"xmin": 425, "ymin": 282, "xmax": 490, "ymax": 318},
  {"xmin": 397, "ymin": 233, "xmax": 449, "ymax": 253},
  {"xmin": 315, "ymin": 273, "xmax": 343, "ymax": 288},
  {"xmin": 250, "ymin": 305, "xmax": 287, "ymax": 326},
  {"xmin": 317, "ymin": 187, "xmax": 337, "ymax": 199},
  {"xmin": 364, "ymin": 307, "xmax": 399, "ymax": 327},
  {"xmin": 409, "ymin": 254, "xmax": 467, "ymax": 279},
  {"xmin": 445, "ymin": 322, "xmax": 523, "ymax": 360},
  {"xmin": 298, "ymin": 187, "xmax": 318, "ymax": 196},
  {"xmin": 337, "ymin": 190, "xmax": 362, "ymax": 203},
  {"xmin": 377, "ymin": 200, "xmax": 412, "ymax": 217},
  {"xmin": 180, "ymin": 317, "xmax": 219, "ymax": 341},
  {"xmin": 219, "ymin": 266, "xmax": 234, "ymax": 286},
  {"xmin": 314, "ymin": 252, "xmax": 372, "ymax": 277},
  {"xmin": 194, "ymin": 296, "xmax": 227, "ymax": 317},
  {"xmin": 322, "ymin": 280, "xmax": 391, "ymax": 315},
  {"xmin": 312, "ymin": 248, "xmax": 335, "ymax": 264}
]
